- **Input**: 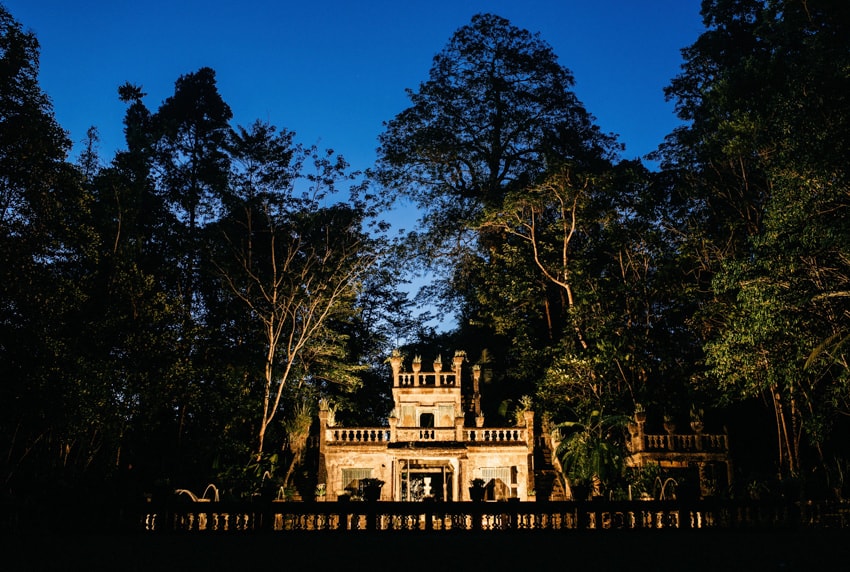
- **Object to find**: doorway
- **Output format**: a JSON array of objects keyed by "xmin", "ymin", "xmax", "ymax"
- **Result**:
[{"xmin": 399, "ymin": 460, "xmax": 454, "ymax": 501}]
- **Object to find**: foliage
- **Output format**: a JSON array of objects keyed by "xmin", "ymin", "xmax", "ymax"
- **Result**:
[
  {"xmin": 554, "ymin": 410, "xmax": 629, "ymax": 493},
  {"xmin": 0, "ymin": 3, "xmax": 410, "ymax": 502},
  {"xmin": 212, "ymin": 122, "xmax": 379, "ymax": 459},
  {"xmin": 375, "ymin": 13, "xmax": 670, "ymax": 426},
  {"xmin": 375, "ymin": 12, "xmax": 618, "ymax": 266},
  {"xmin": 0, "ymin": 4, "xmax": 116, "ymax": 493},
  {"xmin": 280, "ymin": 400, "xmax": 314, "ymax": 489},
  {"xmin": 627, "ymin": 462, "xmax": 662, "ymax": 500},
  {"xmin": 4, "ymin": 1, "xmax": 850, "ymax": 507},
  {"xmin": 659, "ymin": 0, "xmax": 850, "ymax": 478}
]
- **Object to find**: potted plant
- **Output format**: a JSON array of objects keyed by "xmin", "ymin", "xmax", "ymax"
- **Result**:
[
  {"xmin": 663, "ymin": 413, "xmax": 677, "ymax": 434},
  {"xmin": 361, "ymin": 478, "xmax": 384, "ymax": 502},
  {"xmin": 689, "ymin": 406, "xmax": 704, "ymax": 434},
  {"xmin": 568, "ymin": 479, "xmax": 591, "ymax": 502},
  {"xmin": 433, "ymin": 354, "xmax": 443, "ymax": 373},
  {"xmin": 469, "ymin": 478, "xmax": 486, "ymax": 502},
  {"xmin": 634, "ymin": 403, "xmax": 647, "ymax": 424}
]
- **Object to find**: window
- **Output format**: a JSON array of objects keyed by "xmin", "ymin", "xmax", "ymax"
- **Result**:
[
  {"xmin": 341, "ymin": 468, "xmax": 373, "ymax": 497},
  {"xmin": 480, "ymin": 467, "xmax": 513, "ymax": 500},
  {"xmin": 419, "ymin": 412, "xmax": 435, "ymax": 428}
]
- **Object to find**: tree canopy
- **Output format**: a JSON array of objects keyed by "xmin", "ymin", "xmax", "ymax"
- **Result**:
[
  {"xmin": 659, "ymin": 0, "xmax": 850, "ymax": 479},
  {"xmin": 375, "ymin": 13, "xmax": 619, "ymax": 260},
  {"xmin": 3, "ymin": 2, "xmax": 850, "ymax": 510}
]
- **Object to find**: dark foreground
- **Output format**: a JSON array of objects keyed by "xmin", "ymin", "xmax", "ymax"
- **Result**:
[{"xmin": 3, "ymin": 530, "xmax": 850, "ymax": 571}]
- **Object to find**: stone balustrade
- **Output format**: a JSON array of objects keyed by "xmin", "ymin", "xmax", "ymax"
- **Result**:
[
  {"xmin": 139, "ymin": 498, "xmax": 837, "ymax": 533},
  {"xmin": 465, "ymin": 428, "xmax": 527, "ymax": 443},
  {"xmin": 396, "ymin": 373, "xmax": 458, "ymax": 387},
  {"xmin": 324, "ymin": 426, "xmax": 528, "ymax": 444},
  {"xmin": 395, "ymin": 427, "xmax": 457, "ymax": 441},
  {"xmin": 641, "ymin": 433, "xmax": 729, "ymax": 453},
  {"xmin": 326, "ymin": 428, "xmax": 392, "ymax": 443}
]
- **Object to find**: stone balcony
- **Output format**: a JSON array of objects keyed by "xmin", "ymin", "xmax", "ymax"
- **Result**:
[
  {"xmin": 396, "ymin": 372, "xmax": 458, "ymax": 387},
  {"xmin": 637, "ymin": 432, "xmax": 729, "ymax": 453},
  {"xmin": 324, "ymin": 426, "xmax": 529, "ymax": 445}
]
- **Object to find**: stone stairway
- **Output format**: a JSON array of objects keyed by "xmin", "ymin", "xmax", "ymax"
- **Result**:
[{"xmin": 533, "ymin": 435, "xmax": 567, "ymax": 501}]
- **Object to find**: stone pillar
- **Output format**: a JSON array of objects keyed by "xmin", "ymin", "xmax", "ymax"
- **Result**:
[
  {"xmin": 318, "ymin": 401, "xmax": 329, "ymax": 456},
  {"xmin": 472, "ymin": 364, "xmax": 482, "ymax": 419},
  {"xmin": 523, "ymin": 410, "xmax": 535, "ymax": 450},
  {"xmin": 698, "ymin": 462, "xmax": 708, "ymax": 497},
  {"xmin": 459, "ymin": 458, "xmax": 470, "ymax": 501},
  {"xmin": 317, "ymin": 400, "xmax": 329, "ymax": 488},
  {"xmin": 389, "ymin": 415, "xmax": 398, "ymax": 443},
  {"xmin": 690, "ymin": 418, "xmax": 704, "ymax": 451},
  {"xmin": 452, "ymin": 350, "xmax": 466, "ymax": 379},
  {"xmin": 663, "ymin": 417, "xmax": 677, "ymax": 451},
  {"xmin": 629, "ymin": 407, "xmax": 647, "ymax": 453},
  {"xmin": 411, "ymin": 355, "xmax": 421, "ymax": 386},
  {"xmin": 389, "ymin": 350, "xmax": 403, "ymax": 380}
]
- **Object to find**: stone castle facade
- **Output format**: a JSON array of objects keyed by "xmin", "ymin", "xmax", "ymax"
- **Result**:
[{"xmin": 317, "ymin": 351, "xmax": 534, "ymax": 501}]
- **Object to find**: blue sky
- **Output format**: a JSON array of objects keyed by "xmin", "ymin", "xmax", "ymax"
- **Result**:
[{"xmin": 7, "ymin": 0, "xmax": 705, "ymax": 173}]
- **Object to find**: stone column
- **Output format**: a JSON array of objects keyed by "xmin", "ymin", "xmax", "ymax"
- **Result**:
[
  {"xmin": 317, "ymin": 400, "xmax": 329, "ymax": 496},
  {"xmin": 472, "ymin": 364, "xmax": 482, "ymax": 423},
  {"xmin": 459, "ymin": 458, "xmax": 470, "ymax": 501},
  {"xmin": 389, "ymin": 350, "xmax": 403, "ymax": 379},
  {"xmin": 523, "ymin": 409, "xmax": 535, "ymax": 451},
  {"xmin": 389, "ymin": 350, "xmax": 403, "ymax": 406},
  {"xmin": 629, "ymin": 407, "xmax": 647, "ymax": 454},
  {"xmin": 389, "ymin": 414, "xmax": 398, "ymax": 443}
]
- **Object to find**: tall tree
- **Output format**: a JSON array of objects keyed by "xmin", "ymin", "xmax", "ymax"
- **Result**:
[
  {"xmin": 213, "ymin": 121, "xmax": 380, "ymax": 462},
  {"xmin": 659, "ymin": 0, "xmax": 850, "ymax": 480},
  {"xmin": 375, "ymin": 12, "xmax": 618, "ymax": 266},
  {"xmin": 477, "ymin": 160, "xmax": 690, "ymax": 421},
  {"xmin": 375, "ymin": 13, "xmax": 676, "ymax": 426},
  {"xmin": 0, "ymin": 5, "xmax": 111, "ymax": 493},
  {"xmin": 152, "ymin": 67, "xmax": 232, "ymax": 320}
]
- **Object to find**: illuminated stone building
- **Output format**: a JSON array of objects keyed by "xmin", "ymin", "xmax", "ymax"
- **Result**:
[
  {"xmin": 624, "ymin": 407, "xmax": 733, "ymax": 499},
  {"xmin": 317, "ymin": 351, "xmax": 535, "ymax": 501}
]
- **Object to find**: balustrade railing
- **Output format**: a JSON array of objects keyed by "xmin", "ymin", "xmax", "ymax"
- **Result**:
[
  {"xmin": 465, "ymin": 428, "xmax": 526, "ymax": 443},
  {"xmin": 324, "ymin": 427, "xmax": 528, "ymax": 444},
  {"xmin": 397, "ymin": 373, "xmax": 457, "ymax": 387},
  {"xmin": 326, "ymin": 428, "xmax": 392, "ymax": 443},
  {"xmin": 395, "ymin": 427, "xmax": 457, "ymax": 441},
  {"xmin": 137, "ymin": 499, "xmax": 850, "ymax": 533},
  {"xmin": 641, "ymin": 433, "xmax": 729, "ymax": 453}
]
